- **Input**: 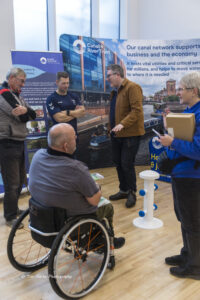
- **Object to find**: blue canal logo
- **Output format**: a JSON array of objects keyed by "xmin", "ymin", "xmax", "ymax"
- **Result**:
[
  {"xmin": 152, "ymin": 136, "xmax": 162, "ymax": 149},
  {"xmin": 40, "ymin": 57, "xmax": 47, "ymax": 64},
  {"xmin": 73, "ymin": 39, "xmax": 86, "ymax": 54}
]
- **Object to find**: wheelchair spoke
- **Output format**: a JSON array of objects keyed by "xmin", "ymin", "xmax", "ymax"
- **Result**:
[
  {"xmin": 67, "ymin": 236, "xmax": 82, "ymax": 258},
  {"xmin": 81, "ymin": 257, "xmax": 100, "ymax": 278},
  {"xmin": 13, "ymin": 237, "xmax": 33, "ymax": 244},
  {"xmin": 36, "ymin": 245, "xmax": 42, "ymax": 261},
  {"xmin": 83, "ymin": 230, "xmax": 101, "ymax": 251},
  {"xmin": 78, "ymin": 260, "xmax": 84, "ymax": 291},
  {"xmin": 77, "ymin": 225, "xmax": 80, "ymax": 247},
  {"xmin": 21, "ymin": 228, "xmax": 31, "ymax": 233},
  {"xmin": 8, "ymin": 209, "xmax": 50, "ymax": 271},
  {"xmin": 24, "ymin": 240, "xmax": 35, "ymax": 264},
  {"xmin": 69, "ymin": 270, "xmax": 79, "ymax": 293},
  {"xmin": 14, "ymin": 240, "xmax": 37, "ymax": 259},
  {"xmin": 86, "ymin": 255, "xmax": 104, "ymax": 263},
  {"xmin": 69, "ymin": 260, "xmax": 85, "ymax": 294},
  {"xmin": 49, "ymin": 218, "xmax": 110, "ymax": 298},
  {"xmin": 68, "ymin": 253, "xmax": 102, "ymax": 293},
  {"xmin": 58, "ymin": 257, "xmax": 77, "ymax": 271},
  {"xmin": 87, "ymin": 223, "xmax": 93, "ymax": 251},
  {"xmin": 88, "ymin": 243, "xmax": 105, "ymax": 253}
]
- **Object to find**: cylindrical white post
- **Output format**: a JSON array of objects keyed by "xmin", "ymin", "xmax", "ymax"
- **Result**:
[
  {"xmin": 145, "ymin": 179, "xmax": 154, "ymax": 222},
  {"xmin": 133, "ymin": 170, "xmax": 163, "ymax": 229}
]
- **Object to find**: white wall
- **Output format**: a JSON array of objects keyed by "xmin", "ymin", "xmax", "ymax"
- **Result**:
[
  {"xmin": 136, "ymin": 0, "xmax": 200, "ymax": 40},
  {"xmin": 0, "ymin": 0, "xmax": 15, "ymax": 82}
]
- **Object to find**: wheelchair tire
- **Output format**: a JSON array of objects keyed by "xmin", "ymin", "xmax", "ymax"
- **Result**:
[
  {"xmin": 48, "ymin": 217, "xmax": 110, "ymax": 299},
  {"xmin": 7, "ymin": 208, "xmax": 50, "ymax": 272}
]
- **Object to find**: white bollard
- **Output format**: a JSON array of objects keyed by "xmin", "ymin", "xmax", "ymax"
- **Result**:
[{"xmin": 133, "ymin": 170, "xmax": 163, "ymax": 229}]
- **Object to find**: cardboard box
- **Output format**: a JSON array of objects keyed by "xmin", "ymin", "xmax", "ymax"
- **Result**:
[{"xmin": 166, "ymin": 113, "xmax": 195, "ymax": 141}]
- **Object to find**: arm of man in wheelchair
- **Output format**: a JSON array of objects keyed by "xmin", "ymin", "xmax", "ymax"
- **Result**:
[{"xmin": 86, "ymin": 187, "xmax": 102, "ymax": 206}]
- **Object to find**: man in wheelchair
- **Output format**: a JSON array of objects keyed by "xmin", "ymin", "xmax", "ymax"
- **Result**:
[{"xmin": 28, "ymin": 123, "xmax": 125, "ymax": 250}]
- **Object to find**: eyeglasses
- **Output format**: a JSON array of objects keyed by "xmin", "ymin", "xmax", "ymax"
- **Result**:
[
  {"xmin": 16, "ymin": 77, "xmax": 26, "ymax": 84},
  {"xmin": 106, "ymin": 73, "xmax": 117, "ymax": 79},
  {"xmin": 176, "ymin": 87, "xmax": 193, "ymax": 92}
]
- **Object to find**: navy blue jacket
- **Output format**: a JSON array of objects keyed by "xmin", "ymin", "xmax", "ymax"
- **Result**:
[
  {"xmin": 167, "ymin": 101, "xmax": 200, "ymax": 178},
  {"xmin": 46, "ymin": 91, "xmax": 81, "ymax": 132}
]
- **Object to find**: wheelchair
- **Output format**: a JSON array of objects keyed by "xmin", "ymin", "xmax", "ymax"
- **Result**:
[{"xmin": 7, "ymin": 198, "xmax": 115, "ymax": 299}]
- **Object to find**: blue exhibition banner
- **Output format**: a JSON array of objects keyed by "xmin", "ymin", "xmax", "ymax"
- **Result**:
[
  {"xmin": 60, "ymin": 34, "xmax": 200, "ymax": 176},
  {"xmin": 11, "ymin": 51, "xmax": 64, "ymax": 105}
]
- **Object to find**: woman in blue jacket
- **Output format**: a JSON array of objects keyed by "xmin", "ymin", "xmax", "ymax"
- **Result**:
[{"xmin": 159, "ymin": 72, "xmax": 200, "ymax": 279}]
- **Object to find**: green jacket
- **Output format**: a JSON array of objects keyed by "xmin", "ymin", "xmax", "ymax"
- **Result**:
[{"xmin": 109, "ymin": 78, "xmax": 145, "ymax": 137}]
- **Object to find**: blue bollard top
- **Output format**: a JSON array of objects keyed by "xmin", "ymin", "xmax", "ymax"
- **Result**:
[
  {"xmin": 139, "ymin": 189, "xmax": 146, "ymax": 196},
  {"xmin": 153, "ymin": 203, "xmax": 158, "ymax": 210},
  {"xmin": 139, "ymin": 210, "xmax": 145, "ymax": 217}
]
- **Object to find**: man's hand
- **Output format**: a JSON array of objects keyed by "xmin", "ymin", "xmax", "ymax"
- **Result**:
[
  {"xmin": 158, "ymin": 134, "xmax": 174, "ymax": 147},
  {"xmin": 70, "ymin": 105, "xmax": 85, "ymax": 118},
  {"xmin": 12, "ymin": 105, "xmax": 27, "ymax": 116},
  {"xmin": 162, "ymin": 107, "xmax": 171, "ymax": 129},
  {"xmin": 111, "ymin": 124, "xmax": 124, "ymax": 132},
  {"xmin": 75, "ymin": 105, "xmax": 83, "ymax": 110}
]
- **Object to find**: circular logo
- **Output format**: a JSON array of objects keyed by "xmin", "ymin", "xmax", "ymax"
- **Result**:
[
  {"xmin": 40, "ymin": 57, "xmax": 47, "ymax": 64},
  {"xmin": 73, "ymin": 39, "xmax": 86, "ymax": 54},
  {"xmin": 152, "ymin": 136, "xmax": 163, "ymax": 149}
]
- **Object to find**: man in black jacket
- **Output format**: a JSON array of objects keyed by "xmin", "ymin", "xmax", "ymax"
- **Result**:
[{"xmin": 0, "ymin": 67, "xmax": 36, "ymax": 227}]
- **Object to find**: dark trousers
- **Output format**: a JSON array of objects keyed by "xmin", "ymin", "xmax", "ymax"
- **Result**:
[
  {"xmin": 111, "ymin": 136, "xmax": 141, "ymax": 192},
  {"xmin": 0, "ymin": 141, "xmax": 26, "ymax": 221},
  {"xmin": 172, "ymin": 177, "xmax": 200, "ymax": 271}
]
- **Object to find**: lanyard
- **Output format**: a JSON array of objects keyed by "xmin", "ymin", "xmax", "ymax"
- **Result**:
[{"xmin": 9, "ymin": 90, "xmax": 24, "ymax": 106}]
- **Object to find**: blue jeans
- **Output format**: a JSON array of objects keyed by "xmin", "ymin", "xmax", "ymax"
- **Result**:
[
  {"xmin": 0, "ymin": 140, "xmax": 26, "ymax": 221},
  {"xmin": 111, "ymin": 136, "xmax": 141, "ymax": 192},
  {"xmin": 172, "ymin": 177, "xmax": 200, "ymax": 270}
]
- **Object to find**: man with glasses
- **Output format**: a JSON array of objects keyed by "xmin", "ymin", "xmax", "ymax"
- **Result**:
[
  {"xmin": 107, "ymin": 64, "xmax": 145, "ymax": 208},
  {"xmin": 0, "ymin": 67, "xmax": 36, "ymax": 227}
]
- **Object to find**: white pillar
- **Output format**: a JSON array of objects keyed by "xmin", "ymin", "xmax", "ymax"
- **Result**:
[
  {"xmin": 120, "ymin": 0, "xmax": 139, "ymax": 40},
  {"xmin": 0, "ymin": 0, "xmax": 15, "ymax": 82},
  {"xmin": 91, "ymin": 0, "xmax": 100, "ymax": 38},
  {"xmin": 47, "ymin": 0, "xmax": 57, "ymax": 51},
  {"xmin": 120, "ymin": 0, "xmax": 128, "ymax": 39},
  {"xmin": 133, "ymin": 170, "xmax": 163, "ymax": 229}
]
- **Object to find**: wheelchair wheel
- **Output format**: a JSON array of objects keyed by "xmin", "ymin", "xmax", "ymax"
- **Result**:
[
  {"xmin": 48, "ymin": 217, "xmax": 110, "ymax": 299},
  {"xmin": 7, "ymin": 208, "xmax": 50, "ymax": 272}
]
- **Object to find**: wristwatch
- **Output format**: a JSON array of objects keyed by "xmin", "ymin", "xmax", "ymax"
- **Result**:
[{"xmin": 66, "ymin": 110, "xmax": 70, "ymax": 116}]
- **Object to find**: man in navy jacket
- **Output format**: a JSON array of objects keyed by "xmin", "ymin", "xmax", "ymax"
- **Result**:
[{"xmin": 46, "ymin": 71, "xmax": 85, "ymax": 133}]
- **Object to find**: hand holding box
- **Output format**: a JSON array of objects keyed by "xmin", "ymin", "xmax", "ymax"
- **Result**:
[{"xmin": 166, "ymin": 113, "xmax": 195, "ymax": 142}]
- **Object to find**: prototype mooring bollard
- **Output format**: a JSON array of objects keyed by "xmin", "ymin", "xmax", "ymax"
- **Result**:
[{"xmin": 133, "ymin": 170, "xmax": 163, "ymax": 229}]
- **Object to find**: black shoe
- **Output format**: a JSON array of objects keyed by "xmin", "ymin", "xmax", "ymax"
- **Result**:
[
  {"xmin": 114, "ymin": 237, "xmax": 125, "ymax": 249},
  {"xmin": 170, "ymin": 266, "xmax": 200, "ymax": 279},
  {"xmin": 6, "ymin": 219, "xmax": 24, "ymax": 229},
  {"xmin": 17, "ymin": 208, "xmax": 25, "ymax": 216},
  {"xmin": 125, "ymin": 191, "xmax": 136, "ymax": 208},
  {"xmin": 165, "ymin": 255, "xmax": 185, "ymax": 266},
  {"xmin": 109, "ymin": 191, "xmax": 128, "ymax": 201}
]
